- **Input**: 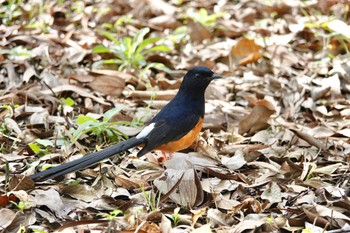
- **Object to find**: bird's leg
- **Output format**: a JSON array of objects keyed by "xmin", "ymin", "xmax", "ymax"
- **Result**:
[{"xmin": 161, "ymin": 151, "xmax": 167, "ymax": 161}]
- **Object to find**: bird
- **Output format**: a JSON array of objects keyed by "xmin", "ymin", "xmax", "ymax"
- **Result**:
[{"xmin": 29, "ymin": 66, "xmax": 222, "ymax": 182}]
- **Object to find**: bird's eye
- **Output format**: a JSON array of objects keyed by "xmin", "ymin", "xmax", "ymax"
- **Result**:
[{"xmin": 195, "ymin": 74, "xmax": 200, "ymax": 79}]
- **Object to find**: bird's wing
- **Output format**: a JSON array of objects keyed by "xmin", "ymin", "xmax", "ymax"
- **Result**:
[{"xmin": 137, "ymin": 111, "xmax": 201, "ymax": 156}]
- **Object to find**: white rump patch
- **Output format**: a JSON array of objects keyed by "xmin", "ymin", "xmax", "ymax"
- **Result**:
[{"xmin": 136, "ymin": 123, "xmax": 156, "ymax": 139}]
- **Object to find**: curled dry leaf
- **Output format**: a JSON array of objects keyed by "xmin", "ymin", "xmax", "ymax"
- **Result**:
[
  {"xmin": 207, "ymin": 208, "xmax": 234, "ymax": 226},
  {"xmin": 154, "ymin": 158, "xmax": 203, "ymax": 207},
  {"xmin": 30, "ymin": 189, "xmax": 71, "ymax": 219},
  {"xmin": 221, "ymin": 149, "xmax": 246, "ymax": 171},
  {"xmin": 238, "ymin": 99, "xmax": 275, "ymax": 135},
  {"xmin": 289, "ymin": 129, "xmax": 326, "ymax": 150}
]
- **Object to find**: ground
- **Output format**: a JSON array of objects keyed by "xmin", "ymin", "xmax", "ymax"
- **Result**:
[{"xmin": 0, "ymin": 0, "xmax": 350, "ymax": 232}]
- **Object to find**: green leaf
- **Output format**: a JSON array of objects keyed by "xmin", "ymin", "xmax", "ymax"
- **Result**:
[
  {"xmin": 35, "ymin": 139, "xmax": 54, "ymax": 147},
  {"xmin": 72, "ymin": 121, "xmax": 96, "ymax": 143},
  {"xmin": 135, "ymin": 37, "xmax": 160, "ymax": 54},
  {"xmin": 92, "ymin": 45, "xmax": 112, "ymax": 54},
  {"xmin": 97, "ymin": 30, "xmax": 120, "ymax": 45},
  {"xmin": 142, "ymin": 45, "xmax": 171, "ymax": 55},
  {"xmin": 41, "ymin": 164, "xmax": 58, "ymax": 171},
  {"xmin": 29, "ymin": 143, "xmax": 41, "ymax": 154},
  {"xmin": 60, "ymin": 97, "xmax": 75, "ymax": 106},
  {"xmin": 76, "ymin": 115, "xmax": 98, "ymax": 125},
  {"xmin": 110, "ymin": 209, "xmax": 123, "ymax": 216},
  {"xmin": 131, "ymin": 28, "xmax": 150, "ymax": 53},
  {"xmin": 122, "ymin": 37, "xmax": 133, "ymax": 58},
  {"xmin": 102, "ymin": 23, "xmax": 113, "ymax": 29},
  {"xmin": 103, "ymin": 107, "xmax": 123, "ymax": 122}
]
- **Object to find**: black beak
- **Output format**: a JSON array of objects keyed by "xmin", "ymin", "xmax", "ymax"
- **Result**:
[{"xmin": 211, "ymin": 73, "xmax": 222, "ymax": 79}]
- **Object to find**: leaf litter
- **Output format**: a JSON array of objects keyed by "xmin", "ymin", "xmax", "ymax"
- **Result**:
[{"xmin": 1, "ymin": 0, "xmax": 350, "ymax": 232}]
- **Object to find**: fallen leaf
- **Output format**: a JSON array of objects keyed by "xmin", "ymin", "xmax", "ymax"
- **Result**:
[
  {"xmin": 230, "ymin": 38, "xmax": 262, "ymax": 66},
  {"xmin": 188, "ymin": 19, "xmax": 212, "ymax": 42},
  {"xmin": 239, "ymin": 100, "xmax": 275, "ymax": 135},
  {"xmin": 87, "ymin": 75, "xmax": 125, "ymax": 96},
  {"xmin": 221, "ymin": 150, "xmax": 246, "ymax": 171},
  {"xmin": 30, "ymin": 189, "xmax": 71, "ymax": 218},
  {"xmin": 261, "ymin": 182, "xmax": 282, "ymax": 204},
  {"xmin": 0, "ymin": 209, "xmax": 16, "ymax": 229}
]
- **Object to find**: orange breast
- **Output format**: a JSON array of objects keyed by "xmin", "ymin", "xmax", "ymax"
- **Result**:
[{"xmin": 156, "ymin": 118, "xmax": 204, "ymax": 153}]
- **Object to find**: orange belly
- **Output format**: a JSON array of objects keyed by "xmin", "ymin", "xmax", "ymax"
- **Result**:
[{"xmin": 156, "ymin": 118, "xmax": 204, "ymax": 153}]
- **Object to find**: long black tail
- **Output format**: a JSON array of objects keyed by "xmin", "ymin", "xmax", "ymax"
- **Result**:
[{"xmin": 29, "ymin": 137, "xmax": 145, "ymax": 182}]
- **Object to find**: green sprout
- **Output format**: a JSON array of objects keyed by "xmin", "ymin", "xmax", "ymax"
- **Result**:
[
  {"xmin": 140, "ymin": 185, "xmax": 161, "ymax": 212},
  {"xmin": 165, "ymin": 207, "xmax": 181, "ymax": 227},
  {"xmin": 92, "ymin": 27, "xmax": 171, "ymax": 74},
  {"xmin": 11, "ymin": 201, "xmax": 31, "ymax": 213},
  {"xmin": 184, "ymin": 8, "xmax": 226, "ymax": 29},
  {"xmin": 98, "ymin": 209, "xmax": 123, "ymax": 221},
  {"xmin": 72, "ymin": 107, "xmax": 137, "ymax": 144}
]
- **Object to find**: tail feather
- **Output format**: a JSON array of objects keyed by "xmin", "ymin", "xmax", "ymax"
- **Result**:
[{"xmin": 29, "ymin": 137, "xmax": 145, "ymax": 182}]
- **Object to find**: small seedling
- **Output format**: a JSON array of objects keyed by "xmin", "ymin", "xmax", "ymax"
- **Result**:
[
  {"xmin": 92, "ymin": 27, "xmax": 171, "ymax": 76},
  {"xmin": 28, "ymin": 139, "xmax": 54, "ymax": 157},
  {"xmin": 10, "ymin": 201, "xmax": 31, "ymax": 213},
  {"xmin": 60, "ymin": 97, "xmax": 75, "ymax": 107},
  {"xmin": 140, "ymin": 185, "xmax": 161, "ymax": 211},
  {"xmin": 98, "ymin": 209, "xmax": 123, "ymax": 221},
  {"xmin": 165, "ymin": 207, "xmax": 181, "ymax": 227},
  {"xmin": 183, "ymin": 8, "xmax": 226, "ymax": 29},
  {"xmin": 71, "ymin": 107, "xmax": 137, "ymax": 144}
]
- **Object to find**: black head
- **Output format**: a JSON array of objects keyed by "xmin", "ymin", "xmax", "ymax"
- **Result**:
[{"xmin": 179, "ymin": 66, "xmax": 222, "ymax": 92}]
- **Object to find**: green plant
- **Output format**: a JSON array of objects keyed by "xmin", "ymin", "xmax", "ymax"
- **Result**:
[
  {"xmin": 98, "ymin": 209, "xmax": 123, "ymax": 221},
  {"xmin": 140, "ymin": 185, "xmax": 161, "ymax": 211},
  {"xmin": 72, "ymin": 107, "xmax": 137, "ymax": 144},
  {"xmin": 0, "ymin": 0, "xmax": 23, "ymax": 25},
  {"xmin": 165, "ymin": 207, "xmax": 181, "ymax": 227},
  {"xmin": 102, "ymin": 14, "xmax": 134, "ymax": 32},
  {"xmin": 92, "ymin": 27, "xmax": 171, "ymax": 73},
  {"xmin": 183, "ymin": 8, "xmax": 226, "ymax": 29},
  {"xmin": 33, "ymin": 229, "xmax": 47, "ymax": 233},
  {"xmin": 10, "ymin": 201, "xmax": 31, "ymax": 213},
  {"xmin": 299, "ymin": 4, "xmax": 350, "ymax": 56},
  {"xmin": 60, "ymin": 97, "xmax": 75, "ymax": 107},
  {"xmin": 0, "ymin": 46, "xmax": 32, "ymax": 59},
  {"xmin": 28, "ymin": 139, "xmax": 54, "ymax": 157}
]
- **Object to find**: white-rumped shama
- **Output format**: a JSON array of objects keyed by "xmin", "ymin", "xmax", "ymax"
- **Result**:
[{"xmin": 30, "ymin": 66, "xmax": 222, "ymax": 181}]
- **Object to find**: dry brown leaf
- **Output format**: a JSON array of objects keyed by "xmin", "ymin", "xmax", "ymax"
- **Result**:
[
  {"xmin": 147, "ymin": 0, "xmax": 177, "ymax": 15},
  {"xmin": 238, "ymin": 100, "xmax": 275, "ymax": 135},
  {"xmin": 62, "ymin": 184, "xmax": 98, "ymax": 202},
  {"xmin": 8, "ymin": 175, "xmax": 35, "ymax": 191},
  {"xmin": 221, "ymin": 150, "xmax": 246, "ymax": 171},
  {"xmin": 159, "ymin": 215, "xmax": 172, "ymax": 233},
  {"xmin": 149, "ymin": 15, "xmax": 181, "ymax": 29},
  {"xmin": 40, "ymin": 84, "xmax": 110, "ymax": 105},
  {"xmin": 87, "ymin": 75, "xmax": 125, "ymax": 96},
  {"xmin": 0, "ymin": 209, "xmax": 16, "ymax": 229},
  {"xmin": 261, "ymin": 182, "xmax": 282, "ymax": 204},
  {"xmin": 289, "ymin": 129, "xmax": 326, "ymax": 150},
  {"xmin": 230, "ymin": 38, "xmax": 262, "ymax": 66},
  {"xmin": 115, "ymin": 174, "xmax": 149, "ymax": 189},
  {"xmin": 154, "ymin": 168, "xmax": 203, "ymax": 207},
  {"xmin": 188, "ymin": 19, "xmax": 212, "ymax": 42},
  {"xmin": 30, "ymin": 189, "xmax": 71, "ymax": 218}
]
